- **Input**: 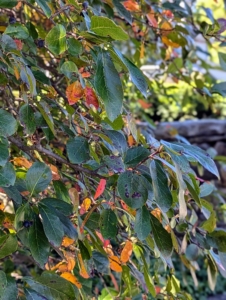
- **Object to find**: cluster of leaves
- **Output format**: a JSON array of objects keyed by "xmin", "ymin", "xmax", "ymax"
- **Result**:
[{"xmin": 0, "ymin": 0, "xmax": 226, "ymax": 299}]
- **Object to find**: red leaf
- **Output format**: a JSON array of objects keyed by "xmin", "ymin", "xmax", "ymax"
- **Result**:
[
  {"xmin": 14, "ymin": 39, "xmax": 23, "ymax": 50},
  {"xmin": 84, "ymin": 87, "xmax": 99, "ymax": 109},
  {"xmin": 94, "ymin": 179, "xmax": 106, "ymax": 200}
]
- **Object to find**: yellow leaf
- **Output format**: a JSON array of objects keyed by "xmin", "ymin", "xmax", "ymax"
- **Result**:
[
  {"xmin": 78, "ymin": 253, "xmax": 89, "ymax": 278},
  {"xmin": 62, "ymin": 237, "xmax": 75, "ymax": 247},
  {"xmin": 120, "ymin": 241, "xmax": 133, "ymax": 263},
  {"xmin": 0, "ymin": 200, "xmax": 4, "ymax": 211},
  {"xmin": 60, "ymin": 272, "xmax": 82, "ymax": 289},
  {"xmin": 14, "ymin": 66, "xmax": 20, "ymax": 80},
  {"xmin": 160, "ymin": 21, "xmax": 173, "ymax": 36},
  {"xmin": 162, "ymin": 36, "xmax": 180, "ymax": 48},
  {"xmin": 13, "ymin": 157, "xmax": 32, "ymax": 169},
  {"xmin": 109, "ymin": 255, "xmax": 122, "ymax": 272},
  {"xmin": 80, "ymin": 197, "xmax": 91, "ymax": 215},
  {"xmin": 66, "ymin": 81, "xmax": 84, "ymax": 105}
]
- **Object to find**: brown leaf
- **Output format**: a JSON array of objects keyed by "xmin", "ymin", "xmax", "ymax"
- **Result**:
[
  {"xmin": 66, "ymin": 81, "xmax": 84, "ymax": 105},
  {"xmin": 69, "ymin": 187, "xmax": 79, "ymax": 207}
]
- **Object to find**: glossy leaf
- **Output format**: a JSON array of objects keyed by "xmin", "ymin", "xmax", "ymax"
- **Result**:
[
  {"xmin": 0, "ymin": 233, "xmax": 18, "ymax": 259},
  {"xmin": 124, "ymin": 146, "xmax": 150, "ymax": 167},
  {"xmin": 94, "ymin": 50, "xmax": 123, "ymax": 121},
  {"xmin": 36, "ymin": 0, "xmax": 52, "ymax": 17}
]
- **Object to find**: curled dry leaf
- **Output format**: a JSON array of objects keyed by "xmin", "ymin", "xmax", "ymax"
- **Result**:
[
  {"xmin": 13, "ymin": 157, "xmax": 32, "ymax": 169},
  {"xmin": 60, "ymin": 272, "xmax": 82, "ymax": 289},
  {"xmin": 84, "ymin": 87, "xmax": 99, "ymax": 109},
  {"xmin": 109, "ymin": 255, "xmax": 122, "ymax": 272},
  {"xmin": 120, "ymin": 240, "xmax": 133, "ymax": 263},
  {"xmin": 66, "ymin": 81, "xmax": 84, "ymax": 105},
  {"xmin": 69, "ymin": 187, "xmax": 80, "ymax": 207},
  {"xmin": 48, "ymin": 164, "xmax": 60, "ymax": 181}
]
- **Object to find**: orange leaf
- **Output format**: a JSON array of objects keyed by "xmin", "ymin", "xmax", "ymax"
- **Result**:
[
  {"xmin": 0, "ymin": 200, "xmax": 4, "ymax": 211},
  {"xmin": 146, "ymin": 11, "xmax": 158, "ymax": 28},
  {"xmin": 14, "ymin": 39, "xmax": 23, "ymax": 50},
  {"xmin": 65, "ymin": 252, "xmax": 76, "ymax": 271},
  {"xmin": 120, "ymin": 241, "xmax": 133, "ymax": 263},
  {"xmin": 123, "ymin": 0, "xmax": 140, "ymax": 11},
  {"xmin": 78, "ymin": 253, "xmax": 89, "ymax": 278},
  {"xmin": 14, "ymin": 66, "xmax": 20, "ymax": 80},
  {"xmin": 84, "ymin": 87, "xmax": 99, "ymax": 109},
  {"xmin": 162, "ymin": 10, "xmax": 174, "ymax": 19},
  {"xmin": 60, "ymin": 272, "xmax": 82, "ymax": 289},
  {"xmin": 66, "ymin": 81, "xmax": 84, "ymax": 105},
  {"xmin": 128, "ymin": 135, "xmax": 135, "ymax": 147},
  {"xmin": 94, "ymin": 179, "xmax": 106, "ymax": 200},
  {"xmin": 62, "ymin": 237, "xmax": 75, "ymax": 247},
  {"xmin": 80, "ymin": 197, "xmax": 91, "ymax": 215},
  {"xmin": 13, "ymin": 157, "xmax": 32, "ymax": 169},
  {"xmin": 138, "ymin": 99, "xmax": 152, "ymax": 109},
  {"xmin": 81, "ymin": 71, "xmax": 91, "ymax": 78},
  {"xmin": 109, "ymin": 255, "xmax": 122, "ymax": 272}
]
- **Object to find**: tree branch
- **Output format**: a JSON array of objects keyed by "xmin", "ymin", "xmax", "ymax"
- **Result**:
[{"xmin": 8, "ymin": 136, "xmax": 103, "ymax": 178}]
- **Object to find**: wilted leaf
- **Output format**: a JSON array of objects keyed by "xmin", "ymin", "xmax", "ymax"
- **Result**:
[{"xmin": 13, "ymin": 157, "xmax": 32, "ymax": 169}]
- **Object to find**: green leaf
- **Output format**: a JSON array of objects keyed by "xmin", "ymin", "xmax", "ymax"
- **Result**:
[
  {"xmin": 124, "ymin": 146, "xmax": 150, "ymax": 167},
  {"xmin": 167, "ymin": 58, "xmax": 183, "ymax": 73},
  {"xmin": 0, "ymin": 271, "xmax": 7, "ymax": 296},
  {"xmin": 41, "ymin": 198, "xmax": 73, "ymax": 215},
  {"xmin": 0, "ymin": 162, "xmax": 16, "ymax": 188},
  {"xmin": 25, "ymin": 162, "xmax": 52, "ymax": 196},
  {"xmin": 20, "ymin": 66, "xmax": 37, "ymax": 96},
  {"xmin": 45, "ymin": 24, "xmax": 67, "ymax": 55},
  {"xmin": 25, "ymin": 288, "xmax": 46, "ymax": 300},
  {"xmin": 211, "ymin": 82, "xmax": 226, "ymax": 97},
  {"xmin": 0, "ymin": 234, "xmax": 17, "ymax": 259},
  {"xmin": 19, "ymin": 104, "xmax": 36, "ymax": 135},
  {"xmin": 55, "ymin": 210, "xmax": 78, "ymax": 240},
  {"xmin": 38, "ymin": 202, "xmax": 64, "ymax": 247},
  {"xmin": 36, "ymin": 0, "xmax": 52, "ymax": 17},
  {"xmin": 94, "ymin": 50, "xmax": 123, "ymax": 121},
  {"xmin": 67, "ymin": 137, "xmax": 90, "ymax": 164},
  {"xmin": 113, "ymin": 48, "xmax": 148, "ymax": 97},
  {"xmin": 185, "ymin": 244, "xmax": 199, "ymax": 261},
  {"xmin": 4, "ymin": 24, "xmax": 29, "ymax": 39},
  {"xmin": 112, "ymin": 0, "xmax": 132, "ymax": 24},
  {"xmin": 68, "ymin": 38, "xmax": 82, "ymax": 56},
  {"xmin": 1, "ymin": 34, "xmax": 17, "ymax": 51},
  {"xmin": 103, "ymin": 155, "xmax": 125, "ymax": 173},
  {"xmin": 24, "ymin": 272, "xmax": 77, "ymax": 300},
  {"xmin": 33, "ymin": 70, "xmax": 51, "ymax": 85},
  {"xmin": 100, "ymin": 209, "xmax": 118, "ymax": 239},
  {"xmin": 0, "ymin": 137, "xmax": 8, "ymax": 167},
  {"xmin": 0, "ymin": 109, "xmax": 17, "ymax": 137},
  {"xmin": 36, "ymin": 101, "xmax": 56, "ymax": 136},
  {"xmin": 200, "ymin": 182, "xmax": 215, "ymax": 197},
  {"xmin": 83, "ymin": 212, "xmax": 100, "ymax": 230},
  {"xmin": 181, "ymin": 143, "xmax": 219, "ymax": 178},
  {"xmin": 1, "ymin": 275, "xmax": 18, "ymax": 300},
  {"xmin": 218, "ymin": 52, "xmax": 226, "ymax": 71},
  {"xmin": 53, "ymin": 181, "xmax": 71, "ymax": 204},
  {"xmin": 92, "ymin": 250, "xmax": 110, "ymax": 274},
  {"xmin": 150, "ymin": 214, "xmax": 173, "ymax": 257},
  {"xmin": 60, "ymin": 61, "xmax": 78, "ymax": 79},
  {"xmin": 134, "ymin": 206, "xmax": 151, "ymax": 240},
  {"xmin": 0, "ymin": 74, "xmax": 8, "ymax": 86},
  {"xmin": 3, "ymin": 186, "xmax": 22, "ymax": 205},
  {"xmin": 91, "ymin": 16, "xmax": 128, "ymax": 40},
  {"xmin": 150, "ymin": 160, "xmax": 173, "ymax": 212},
  {"xmin": 103, "ymin": 130, "xmax": 127, "ymax": 156},
  {"xmin": 0, "ymin": 0, "xmax": 17, "ymax": 8},
  {"xmin": 28, "ymin": 214, "xmax": 50, "ymax": 268},
  {"xmin": 117, "ymin": 171, "xmax": 148, "ymax": 209}
]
